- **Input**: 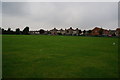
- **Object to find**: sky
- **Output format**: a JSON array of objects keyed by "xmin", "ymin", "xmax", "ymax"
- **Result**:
[{"xmin": 2, "ymin": 2, "xmax": 118, "ymax": 31}]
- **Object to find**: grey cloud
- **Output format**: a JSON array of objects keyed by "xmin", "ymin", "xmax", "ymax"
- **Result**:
[
  {"xmin": 2, "ymin": 2, "xmax": 118, "ymax": 30},
  {"xmin": 2, "ymin": 2, "xmax": 33, "ymax": 17}
]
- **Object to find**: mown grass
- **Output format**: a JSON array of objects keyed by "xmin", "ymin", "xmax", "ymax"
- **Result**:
[{"xmin": 2, "ymin": 35, "xmax": 119, "ymax": 78}]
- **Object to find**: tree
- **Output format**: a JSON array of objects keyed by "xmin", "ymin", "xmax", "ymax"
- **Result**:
[
  {"xmin": 87, "ymin": 30, "xmax": 92, "ymax": 33},
  {"xmin": 87, "ymin": 30, "xmax": 92, "ymax": 35},
  {"xmin": 7, "ymin": 28, "xmax": 11, "ymax": 33},
  {"xmin": 2, "ymin": 28, "xmax": 7, "ymax": 34},
  {"xmin": 23, "ymin": 26, "xmax": 29, "ymax": 35},
  {"xmin": 39, "ymin": 29, "xmax": 45, "ymax": 34},
  {"xmin": 57, "ymin": 33, "xmax": 62, "ymax": 35},
  {"xmin": 2, "ymin": 28, "xmax": 14, "ymax": 34},
  {"xmin": 16, "ymin": 28, "xmax": 21, "ymax": 34},
  {"xmin": 83, "ymin": 30, "xmax": 86, "ymax": 35},
  {"xmin": 7, "ymin": 28, "xmax": 13, "ymax": 34},
  {"xmin": 99, "ymin": 28, "xmax": 104, "ymax": 36},
  {"xmin": 2, "ymin": 28, "xmax": 4, "ymax": 32},
  {"xmin": 2, "ymin": 28, "xmax": 4, "ymax": 34},
  {"xmin": 0, "ymin": 27, "xmax": 1, "ymax": 34},
  {"xmin": 79, "ymin": 30, "xmax": 82, "ymax": 34},
  {"xmin": 112, "ymin": 33, "xmax": 116, "ymax": 36}
]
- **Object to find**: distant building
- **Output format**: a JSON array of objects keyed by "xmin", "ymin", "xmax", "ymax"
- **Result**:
[
  {"xmin": 91, "ymin": 27, "xmax": 101, "ymax": 36},
  {"xmin": 116, "ymin": 28, "xmax": 120, "ymax": 37},
  {"xmin": 50, "ymin": 28, "xmax": 58, "ymax": 35},
  {"xmin": 108, "ymin": 30, "xmax": 116, "ymax": 36},
  {"xmin": 66, "ymin": 27, "xmax": 74, "ymax": 35},
  {"xmin": 29, "ymin": 31, "xmax": 39, "ymax": 35},
  {"xmin": 103, "ymin": 29, "xmax": 109, "ymax": 36},
  {"xmin": 73, "ymin": 28, "xmax": 80, "ymax": 36},
  {"xmin": 49, "ymin": 27, "xmax": 82, "ymax": 36},
  {"xmin": 28, "ymin": 27, "xmax": 119, "ymax": 37},
  {"xmin": 91, "ymin": 27, "xmax": 109, "ymax": 36},
  {"xmin": 44, "ymin": 30, "xmax": 50, "ymax": 35},
  {"xmin": 59, "ymin": 29, "xmax": 65, "ymax": 35}
]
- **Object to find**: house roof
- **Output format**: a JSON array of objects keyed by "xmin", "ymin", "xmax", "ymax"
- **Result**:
[
  {"xmin": 60, "ymin": 28, "xmax": 64, "ymax": 31},
  {"xmin": 50, "ymin": 28, "xmax": 58, "ymax": 31},
  {"xmin": 75, "ymin": 28, "xmax": 79, "ymax": 30},
  {"xmin": 68, "ymin": 27, "xmax": 74, "ymax": 30},
  {"xmin": 92, "ymin": 27, "xmax": 101, "ymax": 31},
  {"xmin": 116, "ymin": 28, "xmax": 120, "ymax": 31}
]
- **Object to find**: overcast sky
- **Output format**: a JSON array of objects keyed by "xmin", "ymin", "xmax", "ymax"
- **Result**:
[{"xmin": 2, "ymin": 2, "xmax": 118, "ymax": 31}]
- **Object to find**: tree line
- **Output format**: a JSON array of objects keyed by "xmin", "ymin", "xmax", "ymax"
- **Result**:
[
  {"xmin": 1, "ymin": 26, "xmax": 101, "ymax": 35},
  {"xmin": 1, "ymin": 26, "xmax": 114, "ymax": 37},
  {"xmin": 1, "ymin": 26, "xmax": 30, "ymax": 35}
]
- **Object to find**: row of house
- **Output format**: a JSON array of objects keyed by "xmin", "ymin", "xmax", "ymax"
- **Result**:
[
  {"xmin": 29, "ymin": 27, "xmax": 120, "ymax": 37},
  {"xmin": 91, "ymin": 27, "xmax": 120, "ymax": 36},
  {"xmin": 50, "ymin": 27, "xmax": 81, "ymax": 35},
  {"xmin": 29, "ymin": 27, "xmax": 82, "ymax": 36}
]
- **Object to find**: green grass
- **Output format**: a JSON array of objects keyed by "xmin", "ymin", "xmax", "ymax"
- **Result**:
[{"xmin": 2, "ymin": 35, "xmax": 119, "ymax": 78}]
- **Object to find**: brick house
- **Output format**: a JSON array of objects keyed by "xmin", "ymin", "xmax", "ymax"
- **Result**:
[
  {"xmin": 91, "ymin": 27, "xmax": 101, "ymax": 36},
  {"xmin": 91, "ymin": 27, "xmax": 110, "ymax": 36},
  {"xmin": 116, "ymin": 28, "xmax": 120, "ymax": 37}
]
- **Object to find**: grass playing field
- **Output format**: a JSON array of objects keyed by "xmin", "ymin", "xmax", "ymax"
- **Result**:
[{"xmin": 2, "ymin": 35, "xmax": 119, "ymax": 78}]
